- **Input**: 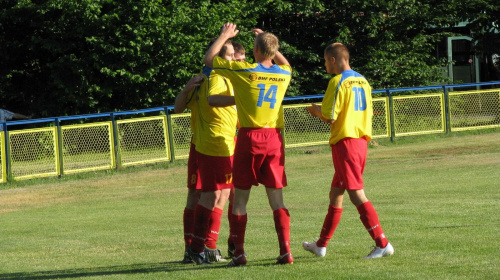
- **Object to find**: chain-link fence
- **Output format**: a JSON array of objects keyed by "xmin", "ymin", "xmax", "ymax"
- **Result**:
[
  {"xmin": 169, "ymin": 113, "xmax": 192, "ymax": 160},
  {"xmin": 393, "ymin": 93, "xmax": 445, "ymax": 136},
  {"xmin": 8, "ymin": 127, "xmax": 59, "ymax": 180},
  {"xmin": 1, "ymin": 83, "xmax": 499, "ymax": 182},
  {"xmin": 61, "ymin": 122, "xmax": 115, "ymax": 174},
  {"xmin": 117, "ymin": 116, "xmax": 169, "ymax": 166},
  {"xmin": 449, "ymin": 89, "xmax": 500, "ymax": 131}
]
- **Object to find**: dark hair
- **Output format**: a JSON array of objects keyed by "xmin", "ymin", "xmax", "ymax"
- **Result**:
[
  {"xmin": 232, "ymin": 41, "xmax": 246, "ymax": 54},
  {"xmin": 207, "ymin": 38, "xmax": 232, "ymax": 57}
]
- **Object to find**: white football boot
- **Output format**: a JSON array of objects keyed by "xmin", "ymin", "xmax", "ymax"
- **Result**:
[{"xmin": 302, "ymin": 241, "xmax": 327, "ymax": 257}]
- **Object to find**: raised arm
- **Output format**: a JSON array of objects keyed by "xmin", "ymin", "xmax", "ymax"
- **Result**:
[
  {"xmin": 174, "ymin": 75, "xmax": 204, "ymax": 113},
  {"xmin": 13, "ymin": 112, "xmax": 32, "ymax": 120},
  {"xmin": 204, "ymin": 23, "xmax": 239, "ymax": 68},
  {"xmin": 252, "ymin": 28, "xmax": 290, "ymax": 67},
  {"xmin": 273, "ymin": 51, "xmax": 290, "ymax": 66}
]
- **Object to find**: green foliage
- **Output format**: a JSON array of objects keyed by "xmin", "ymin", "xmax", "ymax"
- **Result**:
[
  {"xmin": 0, "ymin": 0, "xmax": 259, "ymax": 117},
  {"xmin": 0, "ymin": 0, "xmax": 494, "ymax": 116},
  {"xmin": 453, "ymin": 0, "xmax": 500, "ymax": 55},
  {"xmin": 261, "ymin": 0, "xmax": 451, "ymax": 94}
]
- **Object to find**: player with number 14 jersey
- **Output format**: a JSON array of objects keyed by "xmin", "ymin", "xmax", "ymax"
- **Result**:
[{"xmin": 212, "ymin": 56, "xmax": 291, "ymax": 128}]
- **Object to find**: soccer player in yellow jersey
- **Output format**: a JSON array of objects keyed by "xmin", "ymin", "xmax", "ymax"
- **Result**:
[
  {"xmin": 303, "ymin": 43, "xmax": 394, "ymax": 259},
  {"xmin": 204, "ymin": 22, "xmax": 294, "ymax": 266},
  {"xmin": 186, "ymin": 40, "xmax": 240, "ymax": 265}
]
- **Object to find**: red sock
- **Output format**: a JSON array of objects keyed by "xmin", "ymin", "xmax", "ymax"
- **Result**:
[
  {"xmin": 316, "ymin": 206, "xmax": 343, "ymax": 247},
  {"xmin": 227, "ymin": 203, "xmax": 233, "ymax": 245},
  {"xmin": 205, "ymin": 207, "xmax": 223, "ymax": 249},
  {"xmin": 357, "ymin": 201, "xmax": 388, "ymax": 248},
  {"xmin": 183, "ymin": 208, "xmax": 195, "ymax": 250},
  {"xmin": 229, "ymin": 212, "xmax": 247, "ymax": 256},
  {"xmin": 273, "ymin": 208, "xmax": 291, "ymax": 255},
  {"xmin": 191, "ymin": 204, "xmax": 212, "ymax": 253}
]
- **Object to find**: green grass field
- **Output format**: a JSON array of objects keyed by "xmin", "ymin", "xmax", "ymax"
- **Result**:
[{"xmin": 1, "ymin": 130, "xmax": 499, "ymax": 279}]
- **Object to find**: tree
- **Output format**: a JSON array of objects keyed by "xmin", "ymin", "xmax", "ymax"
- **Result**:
[
  {"xmin": 1, "ymin": 0, "xmax": 491, "ymax": 117},
  {"xmin": 455, "ymin": 0, "xmax": 500, "ymax": 81},
  {"xmin": 0, "ymin": 0, "xmax": 259, "ymax": 117},
  {"xmin": 255, "ymin": 0, "xmax": 451, "ymax": 95}
]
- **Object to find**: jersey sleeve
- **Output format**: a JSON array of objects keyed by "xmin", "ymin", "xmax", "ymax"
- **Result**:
[
  {"xmin": 321, "ymin": 77, "xmax": 340, "ymax": 121},
  {"xmin": 1, "ymin": 109, "xmax": 14, "ymax": 121}
]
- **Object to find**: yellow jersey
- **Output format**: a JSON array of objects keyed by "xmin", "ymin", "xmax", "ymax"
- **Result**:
[
  {"xmin": 212, "ymin": 56, "xmax": 292, "ymax": 128},
  {"xmin": 321, "ymin": 70, "xmax": 373, "ymax": 145},
  {"xmin": 193, "ymin": 66, "xmax": 238, "ymax": 157}
]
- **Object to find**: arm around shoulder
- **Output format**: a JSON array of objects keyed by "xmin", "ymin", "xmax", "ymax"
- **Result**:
[
  {"xmin": 174, "ymin": 75, "xmax": 204, "ymax": 113},
  {"xmin": 207, "ymin": 95, "xmax": 235, "ymax": 107}
]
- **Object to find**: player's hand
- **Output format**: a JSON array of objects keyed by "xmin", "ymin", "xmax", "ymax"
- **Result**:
[
  {"xmin": 221, "ymin": 22, "xmax": 239, "ymax": 38},
  {"xmin": 306, "ymin": 103, "xmax": 334, "ymax": 124},
  {"xmin": 186, "ymin": 75, "xmax": 204, "ymax": 89},
  {"xmin": 252, "ymin": 28, "xmax": 264, "ymax": 36},
  {"xmin": 306, "ymin": 103, "xmax": 322, "ymax": 118}
]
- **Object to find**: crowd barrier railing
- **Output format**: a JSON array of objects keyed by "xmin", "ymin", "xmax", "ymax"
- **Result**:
[{"xmin": 1, "ymin": 81, "xmax": 499, "ymax": 183}]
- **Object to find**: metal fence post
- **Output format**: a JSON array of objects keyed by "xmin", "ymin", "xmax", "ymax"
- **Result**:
[
  {"xmin": 2, "ymin": 123, "xmax": 10, "ymax": 182},
  {"xmin": 111, "ymin": 113, "xmax": 121, "ymax": 169},
  {"xmin": 387, "ymin": 89, "xmax": 395, "ymax": 142},
  {"xmin": 55, "ymin": 118, "xmax": 64, "ymax": 177},
  {"xmin": 443, "ymin": 86, "xmax": 451, "ymax": 133},
  {"xmin": 165, "ymin": 108, "xmax": 176, "ymax": 163}
]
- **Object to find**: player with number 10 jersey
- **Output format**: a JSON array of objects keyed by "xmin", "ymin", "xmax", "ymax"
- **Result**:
[{"xmin": 321, "ymin": 69, "xmax": 373, "ymax": 146}]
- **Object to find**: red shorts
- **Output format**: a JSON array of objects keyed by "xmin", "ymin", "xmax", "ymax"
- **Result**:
[
  {"xmin": 331, "ymin": 137, "xmax": 367, "ymax": 190},
  {"xmin": 197, "ymin": 151, "xmax": 234, "ymax": 192},
  {"xmin": 233, "ymin": 128, "xmax": 287, "ymax": 190},
  {"xmin": 187, "ymin": 143, "xmax": 201, "ymax": 190}
]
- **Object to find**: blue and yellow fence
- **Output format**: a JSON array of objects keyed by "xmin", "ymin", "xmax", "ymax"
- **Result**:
[{"xmin": 1, "ymin": 82, "xmax": 499, "ymax": 183}]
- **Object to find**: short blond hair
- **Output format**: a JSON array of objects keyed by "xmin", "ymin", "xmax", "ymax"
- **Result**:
[
  {"xmin": 255, "ymin": 32, "xmax": 279, "ymax": 60},
  {"xmin": 324, "ymin": 43, "xmax": 349, "ymax": 61}
]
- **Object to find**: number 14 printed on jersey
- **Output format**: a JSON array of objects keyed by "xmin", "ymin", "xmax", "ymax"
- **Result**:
[{"xmin": 257, "ymin": 84, "xmax": 278, "ymax": 109}]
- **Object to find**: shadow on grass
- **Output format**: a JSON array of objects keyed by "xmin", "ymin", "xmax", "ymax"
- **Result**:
[
  {"xmin": 0, "ymin": 257, "xmax": 310, "ymax": 280},
  {"xmin": 0, "ymin": 261, "xmax": 224, "ymax": 280}
]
